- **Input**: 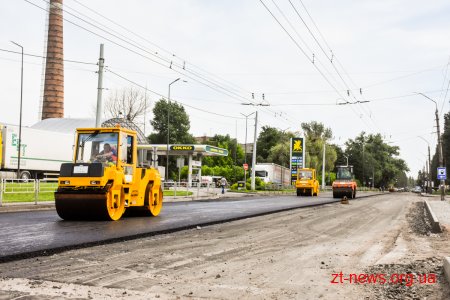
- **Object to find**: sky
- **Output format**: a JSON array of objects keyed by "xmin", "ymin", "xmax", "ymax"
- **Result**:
[{"xmin": 1, "ymin": 0, "xmax": 450, "ymax": 177}]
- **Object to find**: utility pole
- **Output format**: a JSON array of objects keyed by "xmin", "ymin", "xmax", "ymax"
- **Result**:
[
  {"xmin": 240, "ymin": 112, "xmax": 255, "ymax": 184},
  {"xmin": 242, "ymin": 95, "xmax": 268, "ymax": 190},
  {"xmin": 166, "ymin": 78, "xmax": 185, "ymax": 181},
  {"xmin": 322, "ymin": 142, "xmax": 326, "ymax": 189},
  {"xmin": 418, "ymin": 136, "xmax": 432, "ymax": 194},
  {"xmin": 435, "ymin": 107, "xmax": 445, "ymax": 200},
  {"xmin": 251, "ymin": 111, "xmax": 258, "ymax": 191},
  {"xmin": 11, "ymin": 41, "xmax": 24, "ymax": 179},
  {"xmin": 95, "ymin": 44, "xmax": 105, "ymax": 127},
  {"xmin": 234, "ymin": 120, "xmax": 237, "ymax": 183},
  {"xmin": 362, "ymin": 142, "xmax": 365, "ymax": 187},
  {"xmin": 416, "ymin": 93, "xmax": 445, "ymax": 200},
  {"xmin": 428, "ymin": 145, "xmax": 432, "ymax": 194},
  {"xmin": 343, "ymin": 154, "xmax": 349, "ymax": 166},
  {"xmin": 372, "ymin": 166, "xmax": 375, "ymax": 189}
]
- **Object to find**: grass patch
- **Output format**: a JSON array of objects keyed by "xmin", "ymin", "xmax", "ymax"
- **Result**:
[
  {"xmin": 163, "ymin": 190, "xmax": 193, "ymax": 196},
  {"xmin": 2, "ymin": 192, "xmax": 55, "ymax": 202},
  {"xmin": 1, "ymin": 181, "xmax": 57, "ymax": 202}
]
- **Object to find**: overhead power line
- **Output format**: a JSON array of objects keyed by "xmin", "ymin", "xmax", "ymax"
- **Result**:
[
  {"xmin": 258, "ymin": 0, "xmax": 375, "ymax": 130},
  {"xmin": 27, "ymin": 0, "xmax": 293, "ymax": 125},
  {"xmin": 105, "ymin": 67, "xmax": 245, "ymax": 120},
  {"xmin": 0, "ymin": 48, "xmax": 96, "ymax": 65},
  {"xmin": 288, "ymin": 0, "xmax": 378, "ymax": 124}
]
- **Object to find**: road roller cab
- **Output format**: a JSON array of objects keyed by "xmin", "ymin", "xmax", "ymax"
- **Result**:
[
  {"xmin": 55, "ymin": 126, "xmax": 163, "ymax": 221},
  {"xmin": 296, "ymin": 168, "xmax": 319, "ymax": 197},
  {"xmin": 332, "ymin": 165, "xmax": 357, "ymax": 199}
]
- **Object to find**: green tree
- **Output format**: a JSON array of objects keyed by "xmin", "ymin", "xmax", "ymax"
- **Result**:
[
  {"xmin": 148, "ymin": 99, "xmax": 195, "ymax": 179},
  {"xmin": 148, "ymin": 99, "xmax": 195, "ymax": 144},
  {"xmin": 267, "ymin": 141, "xmax": 290, "ymax": 167},
  {"xmin": 301, "ymin": 121, "xmax": 336, "ymax": 177},
  {"xmin": 345, "ymin": 132, "xmax": 409, "ymax": 187},
  {"xmin": 256, "ymin": 126, "xmax": 285, "ymax": 161}
]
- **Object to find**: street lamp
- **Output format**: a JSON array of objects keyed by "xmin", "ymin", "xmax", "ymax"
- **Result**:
[
  {"xmin": 166, "ymin": 78, "xmax": 186, "ymax": 181},
  {"xmin": 418, "ymin": 136, "xmax": 432, "ymax": 194},
  {"xmin": 343, "ymin": 154, "xmax": 349, "ymax": 166},
  {"xmin": 416, "ymin": 92, "xmax": 445, "ymax": 200},
  {"xmin": 11, "ymin": 41, "xmax": 24, "ymax": 180},
  {"xmin": 240, "ymin": 112, "xmax": 255, "ymax": 184}
]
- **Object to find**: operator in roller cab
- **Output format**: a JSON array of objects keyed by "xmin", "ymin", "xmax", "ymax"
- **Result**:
[{"xmin": 95, "ymin": 143, "xmax": 117, "ymax": 163}]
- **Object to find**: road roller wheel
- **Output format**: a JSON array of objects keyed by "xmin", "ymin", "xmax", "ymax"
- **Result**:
[
  {"xmin": 106, "ymin": 188, "xmax": 125, "ymax": 221},
  {"xmin": 148, "ymin": 186, "xmax": 163, "ymax": 216}
]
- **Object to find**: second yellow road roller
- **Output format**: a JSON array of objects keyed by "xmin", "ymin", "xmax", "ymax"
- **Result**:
[{"xmin": 55, "ymin": 126, "xmax": 163, "ymax": 221}]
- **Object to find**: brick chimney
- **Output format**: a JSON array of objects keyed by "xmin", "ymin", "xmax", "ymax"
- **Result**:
[{"xmin": 42, "ymin": 0, "xmax": 64, "ymax": 120}]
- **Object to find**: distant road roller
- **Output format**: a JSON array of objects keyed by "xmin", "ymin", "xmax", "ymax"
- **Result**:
[{"xmin": 55, "ymin": 126, "xmax": 163, "ymax": 221}]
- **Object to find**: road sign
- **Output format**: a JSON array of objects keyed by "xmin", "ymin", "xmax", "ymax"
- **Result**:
[
  {"xmin": 243, "ymin": 163, "xmax": 248, "ymax": 171},
  {"xmin": 437, "ymin": 167, "xmax": 447, "ymax": 180},
  {"xmin": 176, "ymin": 157, "xmax": 185, "ymax": 169}
]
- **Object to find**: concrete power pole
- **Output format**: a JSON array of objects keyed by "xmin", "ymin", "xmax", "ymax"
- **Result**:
[
  {"xmin": 95, "ymin": 44, "xmax": 105, "ymax": 127},
  {"xmin": 428, "ymin": 145, "xmax": 432, "ymax": 194},
  {"xmin": 322, "ymin": 142, "xmax": 326, "ymax": 189},
  {"xmin": 416, "ymin": 93, "xmax": 445, "ymax": 200},
  {"xmin": 435, "ymin": 108, "xmax": 445, "ymax": 200},
  {"xmin": 251, "ymin": 111, "xmax": 258, "ymax": 191}
]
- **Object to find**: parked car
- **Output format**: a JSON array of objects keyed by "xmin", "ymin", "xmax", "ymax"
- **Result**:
[{"xmin": 412, "ymin": 186, "xmax": 422, "ymax": 193}]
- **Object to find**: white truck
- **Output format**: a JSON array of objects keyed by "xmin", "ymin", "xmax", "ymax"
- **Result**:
[
  {"xmin": 254, "ymin": 163, "xmax": 290, "ymax": 186},
  {"xmin": 0, "ymin": 123, "xmax": 74, "ymax": 179}
]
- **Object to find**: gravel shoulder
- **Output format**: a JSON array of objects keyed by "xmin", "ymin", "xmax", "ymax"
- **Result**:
[{"xmin": 0, "ymin": 193, "xmax": 448, "ymax": 299}]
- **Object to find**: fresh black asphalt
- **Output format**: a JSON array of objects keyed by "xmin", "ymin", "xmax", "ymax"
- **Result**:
[{"xmin": 0, "ymin": 193, "xmax": 381, "ymax": 262}]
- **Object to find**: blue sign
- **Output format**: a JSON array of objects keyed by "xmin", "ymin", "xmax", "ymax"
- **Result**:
[{"xmin": 437, "ymin": 167, "xmax": 447, "ymax": 180}]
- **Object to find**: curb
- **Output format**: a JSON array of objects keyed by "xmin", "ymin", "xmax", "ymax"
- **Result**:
[
  {"xmin": 424, "ymin": 200, "xmax": 442, "ymax": 233},
  {"xmin": 443, "ymin": 257, "xmax": 450, "ymax": 285}
]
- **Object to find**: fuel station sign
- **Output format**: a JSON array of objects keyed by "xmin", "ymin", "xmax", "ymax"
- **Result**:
[{"xmin": 290, "ymin": 137, "xmax": 305, "ymax": 185}]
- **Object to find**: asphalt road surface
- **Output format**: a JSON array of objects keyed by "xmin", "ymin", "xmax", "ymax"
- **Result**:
[
  {"xmin": 1, "ymin": 193, "xmax": 448, "ymax": 299},
  {"xmin": 0, "ymin": 193, "xmax": 377, "ymax": 261}
]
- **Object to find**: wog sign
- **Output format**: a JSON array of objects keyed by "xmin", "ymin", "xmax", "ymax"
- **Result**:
[{"xmin": 290, "ymin": 137, "xmax": 305, "ymax": 185}]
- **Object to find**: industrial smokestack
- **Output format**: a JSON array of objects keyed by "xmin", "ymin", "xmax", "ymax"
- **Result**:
[{"xmin": 41, "ymin": 0, "xmax": 64, "ymax": 120}]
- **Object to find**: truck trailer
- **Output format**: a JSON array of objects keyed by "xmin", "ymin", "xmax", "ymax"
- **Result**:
[
  {"xmin": 254, "ymin": 163, "xmax": 290, "ymax": 186},
  {"xmin": 0, "ymin": 123, "xmax": 74, "ymax": 179}
]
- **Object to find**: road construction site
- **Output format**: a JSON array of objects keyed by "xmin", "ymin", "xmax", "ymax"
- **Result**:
[{"xmin": 1, "ymin": 192, "xmax": 449, "ymax": 299}]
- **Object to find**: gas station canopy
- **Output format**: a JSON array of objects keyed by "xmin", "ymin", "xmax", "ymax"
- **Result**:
[{"xmin": 138, "ymin": 144, "xmax": 229, "ymax": 157}]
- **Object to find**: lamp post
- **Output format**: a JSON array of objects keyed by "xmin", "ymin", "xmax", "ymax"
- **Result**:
[
  {"xmin": 416, "ymin": 92, "xmax": 445, "ymax": 200},
  {"xmin": 240, "ymin": 112, "xmax": 255, "ymax": 184},
  {"xmin": 166, "ymin": 78, "xmax": 182, "ymax": 181},
  {"xmin": 165, "ymin": 78, "xmax": 181, "ymax": 182},
  {"xmin": 11, "ymin": 41, "xmax": 24, "ymax": 180},
  {"xmin": 418, "ymin": 136, "xmax": 432, "ymax": 194},
  {"xmin": 343, "ymin": 154, "xmax": 349, "ymax": 166}
]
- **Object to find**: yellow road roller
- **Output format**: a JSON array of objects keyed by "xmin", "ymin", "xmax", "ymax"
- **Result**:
[{"xmin": 55, "ymin": 126, "xmax": 163, "ymax": 221}]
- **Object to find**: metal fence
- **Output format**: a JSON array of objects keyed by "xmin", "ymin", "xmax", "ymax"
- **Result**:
[
  {"xmin": 0, "ymin": 178, "xmax": 59, "ymax": 206},
  {"xmin": 0, "ymin": 179, "xmax": 222, "ymax": 206},
  {"xmin": 162, "ymin": 181, "xmax": 219, "ymax": 199}
]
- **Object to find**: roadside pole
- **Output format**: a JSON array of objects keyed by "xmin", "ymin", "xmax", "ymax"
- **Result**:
[
  {"xmin": 0, "ymin": 179, "xmax": 3, "ymax": 206},
  {"xmin": 251, "ymin": 111, "xmax": 258, "ymax": 191},
  {"xmin": 322, "ymin": 142, "xmax": 326, "ymax": 189},
  {"xmin": 95, "ymin": 44, "xmax": 104, "ymax": 127}
]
